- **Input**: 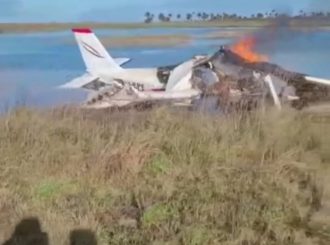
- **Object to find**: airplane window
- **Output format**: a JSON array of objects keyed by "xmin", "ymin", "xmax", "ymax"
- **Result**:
[
  {"xmin": 83, "ymin": 79, "xmax": 107, "ymax": 91},
  {"xmin": 157, "ymin": 64, "xmax": 177, "ymax": 84}
]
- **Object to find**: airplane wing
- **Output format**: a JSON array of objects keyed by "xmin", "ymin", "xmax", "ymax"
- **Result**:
[
  {"xmin": 114, "ymin": 57, "xmax": 131, "ymax": 66},
  {"xmin": 58, "ymin": 57, "xmax": 131, "ymax": 90},
  {"xmin": 58, "ymin": 73, "xmax": 109, "ymax": 90},
  {"xmin": 165, "ymin": 55, "xmax": 209, "ymax": 92}
]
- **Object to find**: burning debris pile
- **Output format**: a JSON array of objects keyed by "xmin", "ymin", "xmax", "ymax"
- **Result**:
[{"xmin": 192, "ymin": 36, "xmax": 330, "ymax": 112}]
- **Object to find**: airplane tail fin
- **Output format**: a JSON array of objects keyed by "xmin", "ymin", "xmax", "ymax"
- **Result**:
[{"xmin": 72, "ymin": 28, "xmax": 123, "ymax": 73}]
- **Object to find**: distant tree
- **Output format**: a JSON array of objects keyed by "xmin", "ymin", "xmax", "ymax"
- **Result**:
[
  {"xmin": 202, "ymin": 12, "xmax": 209, "ymax": 21},
  {"xmin": 256, "ymin": 13, "xmax": 264, "ymax": 19},
  {"xmin": 145, "ymin": 17, "xmax": 154, "ymax": 23},
  {"xmin": 144, "ymin": 12, "xmax": 151, "ymax": 19},
  {"xmin": 186, "ymin": 13, "xmax": 193, "ymax": 21},
  {"xmin": 144, "ymin": 12, "xmax": 154, "ymax": 23},
  {"xmin": 166, "ymin": 13, "xmax": 172, "ymax": 22},
  {"xmin": 158, "ymin": 13, "xmax": 166, "ymax": 22},
  {"xmin": 176, "ymin": 14, "xmax": 181, "ymax": 20},
  {"xmin": 231, "ymin": 14, "xmax": 238, "ymax": 19},
  {"xmin": 216, "ymin": 14, "xmax": 222, "ymax": 21},
  {"xmin": 270, "ymin": 9, "xmax": 276, "ymax": 18}
]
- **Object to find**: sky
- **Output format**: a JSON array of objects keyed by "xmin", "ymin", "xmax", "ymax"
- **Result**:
[{"xmin": 0, "ymin": 0, "xmax": 329, "ymax": 22}]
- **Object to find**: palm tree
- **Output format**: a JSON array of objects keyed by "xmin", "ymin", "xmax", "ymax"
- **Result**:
[
  {"xmin": 144, "ymin": 12, "xmax": 154, "ymax": 23},
  {"xmin": 144, "ymin": 14, "xmax": 154, "ymax": 23},
  {"xmin": 158, "ymin": 13, "xmax": 166, "ymax": 22},
  {"xmin": 271, "ymin": 9, "xmax": 276, "ymax": 18},
  {"xmin": 257, "ymin": 13, "xmax": 264, "ymax": 19},
  {"xmin": 186, "ymin": 13, "xmax": 193, "ymax": 21},
  {"xmin": 202, "ymin": 12, "xmax": 209, "ymax": 21},
  {"xmin": 177, "ymin": 14, "xmax": 181, "ymax": 20},
  {"xmin": 144, "ymin": 12, "xmax": 151, "ymax": 19},
  {"xmin": 167, "ymin": 13, "xmax": 172, "ymax": 22}
]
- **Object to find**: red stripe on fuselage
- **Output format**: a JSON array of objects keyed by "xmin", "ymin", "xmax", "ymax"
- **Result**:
[{"xmin": 72, "ymin": 28, "xmax": 92, "ymax": 33}]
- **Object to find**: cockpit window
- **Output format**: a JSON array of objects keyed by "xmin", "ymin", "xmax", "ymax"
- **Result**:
[
  {"xmin": 82, "ymin": 78, "xmax": 107, "ymax": 91},
  {"xmin": 156, "ymin": 63, "xmax": 178, "ymax": 84}
]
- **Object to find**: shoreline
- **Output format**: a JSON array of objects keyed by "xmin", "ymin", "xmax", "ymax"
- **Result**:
[
  {"xmin": 1, "ymin": 20, "xmax": 330, "ymax": 34},
  {"xmin": 65, "ymin": 34, "xmax": 193, "ymax": 47}
]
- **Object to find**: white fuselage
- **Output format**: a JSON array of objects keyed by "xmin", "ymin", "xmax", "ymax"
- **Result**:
[
  {"xmin": 96, "ymin": 68, "xmax": 164, "ymax": 91},
  {"xmin": 134, "ymin": 89, "xmax": 200, "ymax": 101}
]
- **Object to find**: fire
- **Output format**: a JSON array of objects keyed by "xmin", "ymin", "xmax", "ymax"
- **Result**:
[{"xmin": 230, "ymin": 36, "xmax": 268, "ymax": 63}]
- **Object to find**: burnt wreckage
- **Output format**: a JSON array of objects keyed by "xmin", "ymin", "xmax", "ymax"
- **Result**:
[
  {"xmin": 192, "ymin": 46, "xmax": 330, "ymax": 110},
  {"xmin": 79, "ymin": 46, "xmax": 330, "ymax": 112}
]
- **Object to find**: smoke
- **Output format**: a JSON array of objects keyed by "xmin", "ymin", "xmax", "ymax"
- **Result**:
[
  {"xmin": 0, "ymin": 0, "xmax": 22, "ymax": 17},
  {"xmin": 232, "ymin": 16, "xmax": 329, "ymax": 57}
]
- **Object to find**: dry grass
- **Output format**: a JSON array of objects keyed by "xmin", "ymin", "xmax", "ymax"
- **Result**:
[{"xmin": 0, "ymin": 106, "xmax": 330, "ymax": 244}]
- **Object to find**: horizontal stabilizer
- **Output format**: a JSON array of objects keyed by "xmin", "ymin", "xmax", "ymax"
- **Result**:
[
  {"xmin": 114, "ymin": 57, "xmax": 131, "ymax": 66},
  {"xmin": 58, "ymin": 73, "xmax": 99, "ymax": 89}
]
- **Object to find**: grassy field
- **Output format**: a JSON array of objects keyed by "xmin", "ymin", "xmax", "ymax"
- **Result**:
[
  {"xmin": 0, "ymin": 106, "xmax": 330, "ymax": 244},
  {"xmin": 1, "ymin": 19, "xmax": 330, "ymax": 34}
]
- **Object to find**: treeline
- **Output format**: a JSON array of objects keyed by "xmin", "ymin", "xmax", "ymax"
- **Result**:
[{"xmin": 144, "ymin": 10, "xmax": 330, "ymax": 23}]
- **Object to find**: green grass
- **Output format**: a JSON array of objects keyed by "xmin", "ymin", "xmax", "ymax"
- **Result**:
[{"xmin": 0, "ymin": 106, "xmax": 330, "ymax": 244}]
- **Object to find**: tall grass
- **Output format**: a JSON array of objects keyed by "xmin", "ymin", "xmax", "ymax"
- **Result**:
[{"xmin": 0, "ymin": 106, "xmax": 329, "ymax": 244}]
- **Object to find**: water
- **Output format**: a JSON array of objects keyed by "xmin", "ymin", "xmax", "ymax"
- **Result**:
[{"xmin": 0, "ymin": 27, "xmax": 329, "ymax": 110}]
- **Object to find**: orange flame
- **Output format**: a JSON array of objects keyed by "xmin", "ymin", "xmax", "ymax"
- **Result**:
[{"xmin": 230, "ymin": 36, "xmax": 268, "ymax": 63}]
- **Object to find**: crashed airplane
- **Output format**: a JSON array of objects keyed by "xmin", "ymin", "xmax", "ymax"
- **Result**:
[
  {"xmin": 82, "ymin": 58, "xmax": 202, "ymax": 109},
  {"xmin": 58, "ymin": 28, "xmax": 330, "ymax": 111},
  {"xmin": 59, "ymin": 28, "xmax": 209, "ymax": 91},
  {"xmin": 58, "ymin": 28, "xmax": 210, "ymax": 108}
]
